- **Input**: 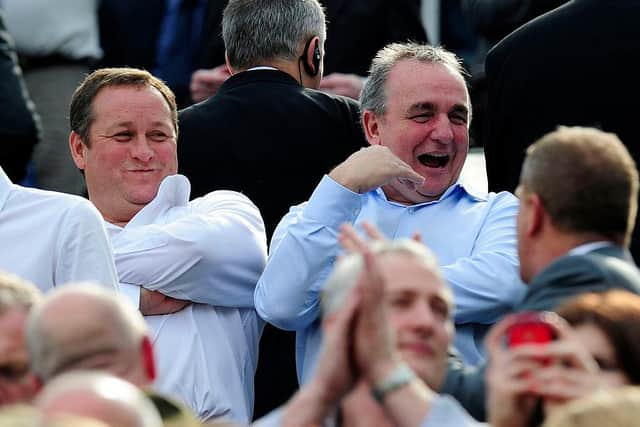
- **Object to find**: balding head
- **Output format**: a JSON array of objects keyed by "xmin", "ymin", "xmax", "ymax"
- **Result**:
[
  {"xmin": 36, "ymin": 371, "xmax": 162, "ymax": 427},
  {"xmin": 26, "ymin": 284, "xmax": 154, "ymax": 387}
]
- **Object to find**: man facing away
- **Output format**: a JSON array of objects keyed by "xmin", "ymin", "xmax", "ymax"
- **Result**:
[
  {"xmin": 255, "ymin": 42, "xmax": 525, "ymax": 384},
  {"xmin": 178, "ymin": 0, "xmax": 366, "ymax": 238},
  {"xmin": 67, "ymin": 68, "xmax": 267, "ymax": 423},
  {"xmin": 442, "ymin": 126, "xmax": 640, "ymax": 420}
]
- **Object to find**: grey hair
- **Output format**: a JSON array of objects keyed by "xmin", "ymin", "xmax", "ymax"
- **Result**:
[
  {"xmin": 222, "ymin": 0, "xmax": 326, "ymax": 70},
  {"xmin": 321, "ymin": 239, "xmax": 444, "ymax": 316},
  {"xmin": 0, "ymin": 270, "xmax": 42, "ymax": 314},
  {"xmin": 26, "ymin": 283, "xmax": 148, "ymax": 381},
  {"xmin": 360, "ymin": 42, "xmax": 468, "ymax": 117},
  {"xmin": 36, "ymin": 371, "xmax": 162, "ymax": 427}
]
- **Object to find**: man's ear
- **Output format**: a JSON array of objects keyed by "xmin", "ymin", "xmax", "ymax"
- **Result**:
[
  {"xmin": 69, "ymin": 131, "xmax": 87, "ymax": 170},
  {"xmin": 224, "ymin": 51, "xmax": 234, "ymax": 75},
  {"xmin": 526, "ymin": 193, "xmax": 545, "ymax": 237},
  {"xmin": 362, "ymin": 110, "xmax": 381, "ymax": 146},
  {"xmin": 140, "ymin": 336, "xmax": 156, "ymax": 383}
]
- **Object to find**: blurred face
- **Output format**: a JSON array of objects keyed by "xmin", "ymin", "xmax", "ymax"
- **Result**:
[
  {"xmin": 366, "ymin": 61, "xmax": 470, "ymax": 204},
  {"xmin": 70, "ymin": 85, "xmax": 178, "ymax": 225},
  {"xmin": 380, "ymin": 253, "xmax": 454, "ymax": 389},
  {"xmin": 0, "ymin": 308, "xmax": 38, "ymax": 406},
  {"xmin": 573, "ymin": 323, "xmax": 630, "ymax": 387}
]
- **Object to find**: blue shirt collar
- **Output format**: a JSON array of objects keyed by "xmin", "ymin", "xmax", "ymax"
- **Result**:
[{"xmin": 373, "ymin": 179, "xmax": 487, "ymax": 206}]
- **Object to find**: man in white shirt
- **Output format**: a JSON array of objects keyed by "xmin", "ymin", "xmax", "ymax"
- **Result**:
[
  {"xmin": 0, "ymin": 165, "xmax": 119, "ymax": 292},
  {"xmin": 67, "ymin": 67, "xmax": 268, "ymax": 423}
]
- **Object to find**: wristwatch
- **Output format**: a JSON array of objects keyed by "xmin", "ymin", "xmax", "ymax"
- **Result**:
[{"xmin": 371, "ymin": 362, "xmax": 416, "ymax": 402}]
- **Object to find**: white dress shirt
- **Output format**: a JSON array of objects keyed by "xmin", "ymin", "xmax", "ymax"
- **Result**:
[
  {"xmin": 0, "ymin": 166, "xmax": 118, "ymax": 291},
  {"xmin": 106, "ymin": 174, "xmax": 267, "ymax": 423}
]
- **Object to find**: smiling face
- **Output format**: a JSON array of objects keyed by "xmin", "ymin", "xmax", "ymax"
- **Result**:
[
  {"xmin": 70, "ymin": 85, "xmax": 178, "ymax": 225},
  {"xmin": 380, "ymin": 253, "xmax": 454, "ymax": 389},
  {"xmin": 364, "ymin": 60, "xmax": 470, "ymax": 204}
]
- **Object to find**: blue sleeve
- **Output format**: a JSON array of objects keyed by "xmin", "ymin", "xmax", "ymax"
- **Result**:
[
  {"xmin": 254, "ymin": 175, "xmax": 362, "ymax": 330},
  {"xmin": 442, "ymin": 192, "xmax": 526, "ymax": 324}
]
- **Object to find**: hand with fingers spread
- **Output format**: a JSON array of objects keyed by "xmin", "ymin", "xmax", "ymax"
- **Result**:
[{"xmin": 329, "ymin": 146, "xmax": 424, "ymax": 195}]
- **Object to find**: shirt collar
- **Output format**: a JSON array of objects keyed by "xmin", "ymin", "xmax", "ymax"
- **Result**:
[
  {"xmin": 373, "ymin": 179, "xmax": 487, "ymax": 206},
  {"xmin": 0, "ymin": 167, "xmax": 13, "ymax": 212},
  {"xmin": 568, "ymin": 241, "xmax": 616, "ymax": 256},
  {"xmin": 124, "ymin": 174, "xmax": 191, "ymax": 228}
]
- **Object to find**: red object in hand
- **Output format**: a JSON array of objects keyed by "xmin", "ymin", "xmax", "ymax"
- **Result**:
[{"xmin": 505, "ymin": 312, "xmax": 556, "ymax": 347}]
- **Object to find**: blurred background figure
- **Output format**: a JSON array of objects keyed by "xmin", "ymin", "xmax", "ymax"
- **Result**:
[
  {"xmin": 487, "ymin": 290, "xmax": 640, "ymax": 427},
  {"xmin": 542, "ymin": 387, "xmax": 640, "ymax": 427},
  {"xmin": 99, "ymin": 0, "xmax": 223, "ymax": 109},
  {"xmin": 0, "ymin": 271, "xmax": 42, "ymax": 408},
  {"xmin": 35, "ymin": 371, "xmax": 163, "ymax": 427},
  {"xmin": 1, "ymin": 0, "xmax": 101, "ymax": 195},
  {"xmin": 0, "ymin": 10, "xmax": 40, "ymax": 186}
]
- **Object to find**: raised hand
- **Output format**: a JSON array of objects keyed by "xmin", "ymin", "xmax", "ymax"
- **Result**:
[{"xmin": 329, "ymin": 146, "xmax": 424, "ymax": 195}]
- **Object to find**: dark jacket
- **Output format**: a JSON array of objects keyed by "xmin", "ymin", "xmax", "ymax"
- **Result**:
[{"xmin": 441, "ymin": 245, "xmax": 640, "ymax": 421}]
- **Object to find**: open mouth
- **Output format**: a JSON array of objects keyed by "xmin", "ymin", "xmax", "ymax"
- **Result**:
[{"xmin": 418, "ymin": 153, "xmax": 449, "ymax": 168}]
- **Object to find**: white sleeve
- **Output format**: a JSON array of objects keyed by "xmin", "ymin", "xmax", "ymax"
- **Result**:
[
  {"xmin": 114, "ymin": 191, "xmax": 267, "ymax": 308},
  {"xmin": 55, "ymin": 198, "xmax": 120, "ymax": 291}
]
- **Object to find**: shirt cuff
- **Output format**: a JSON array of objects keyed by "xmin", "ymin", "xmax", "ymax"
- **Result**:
[
  {"xmin": 118, "ymin": 283, "xmax": 141, "ymax": 310},
  {"xmin": 304, "ymin": 175, "xmax": 362, "ymax": 229}
]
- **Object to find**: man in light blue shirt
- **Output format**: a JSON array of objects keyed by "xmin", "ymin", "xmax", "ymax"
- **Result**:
[{"xmin": 255, "ymin": 42, "xmax": 525, "ymax": 384}]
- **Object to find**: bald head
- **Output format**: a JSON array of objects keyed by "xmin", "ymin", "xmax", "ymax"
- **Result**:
[
  {"xmin": 36, "ymin": 371, "xmax": 162, "ymax": 427},
  {"xmin": 26, "ymin": 283, "xmax": 154, "ymax": 386}
]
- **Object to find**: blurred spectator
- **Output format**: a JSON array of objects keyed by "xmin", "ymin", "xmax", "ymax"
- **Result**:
[
  {"xmin": 26, "ymin": 283, "xmax": 201, "ymax": 427},
  {"xmin": 256, "ymin": 230, "xmax": 480, "ymax": 427},
  {"xmin": 0, "ymin": 271, "xmax": 42, "ymax": 407},
  {"xmin": 0, "ymin": 10, "xmax": 40, "ymax": 184},
  {"xmin": 488, "ymin": 290, "xmax": 640, "ymax": 427},
  {"xmin": 2, "ymin": 0, "xmax": 102, "ymax": 195},
  {"xmin": 99, "ymin": 0, "xmax": 226, "ymax": 108},
  {"xmin": 542, "ymin": 387, "xmax": 640, "ymax": 427},
  {"xmin": 35, "ymin": 371, "xmax": 163, "ymax": 427}
]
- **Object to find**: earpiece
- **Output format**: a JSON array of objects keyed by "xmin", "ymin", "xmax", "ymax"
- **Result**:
[{"xmin": 300, "ymin": 37, "xmax": 320, "ymax": 77}]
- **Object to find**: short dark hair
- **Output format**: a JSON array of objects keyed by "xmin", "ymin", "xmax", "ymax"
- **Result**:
[
  {"xmin": 69, "ymin": 68, "xmax": 178, "ymax": 147},
  {"xmin": 222, "ymin": 0, "xmax": 326, "ymax": 70},
  {"xmin": 557, "ymin": 290, "xmax": 640, "ymax": 384},
  {"xmin": 520, "ymin": 126, "xmax": 638, "ymax": 245}
]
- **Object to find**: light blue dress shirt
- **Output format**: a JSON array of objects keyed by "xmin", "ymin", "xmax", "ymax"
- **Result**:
[{"xmin": 255, "ymin": 175, "xmax": 525, "ymax": 384}]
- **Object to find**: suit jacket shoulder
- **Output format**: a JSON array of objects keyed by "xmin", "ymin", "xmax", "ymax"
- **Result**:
[{"xmin": 519, "ymin": 246, "xmax": 640, "ymax": 312}]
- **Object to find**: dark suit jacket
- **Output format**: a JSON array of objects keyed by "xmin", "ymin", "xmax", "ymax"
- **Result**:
[
  {"xmin": 0, "ymin": 11, "xmax": 39, "ymax": 182},
  {"xmin": 441, "ymin": 245, "xmax": 640, "ymax": 421},
  {"xmin": 199, "ymin": 0, "xmax": 428, "ymax": 75},
  {"xmin": 178, "ymin": 69, "xmax": 365, "ymax": 418},
  {"xmin": 98, "ymin": 0, "xmax": 225, "ymax": 106},
  {"xmin": 483, "ymin": 0, "xmax": 640, "ymax": 257},
  {"xmin": 178, "ymin": 69, "xmax": 366, "ymax": 239}
]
